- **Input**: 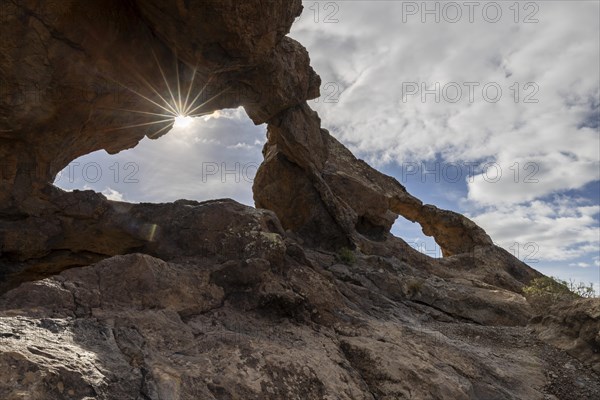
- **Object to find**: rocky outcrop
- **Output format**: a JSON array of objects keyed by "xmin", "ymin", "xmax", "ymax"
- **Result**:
[
  {"xmin": 2, "ymin": 0, "xmax": 495, "ymax": 261},
  {"xmin": 530, "ymin": 299, "xmax": 600, "ymax": 374},
  {"xmin": 0, "ymin": 188, "xmax": 286, "ymax": 294},
  {"xmin": 2, "ymin": 0, "xmax": 504, "ymax": 266},
  {"xmin": 253, "ymin": 104, "xmax": 494, "ymax": 256},
  {"xmin": 2, "ymin": 245, "xmax": 599, "ymax": 399},
  {"xmin": 1, "ymin": 1, "xmax": 597, "ymax": 399}
]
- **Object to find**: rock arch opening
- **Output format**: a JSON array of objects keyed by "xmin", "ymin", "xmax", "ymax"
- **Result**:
[
  {"xmin": 53, "ymin": 108, "xmax": 266, "ymax": 206},
  {"xmin": 391, "ymin": 215, "xmax": 442, "ymax": 259}
]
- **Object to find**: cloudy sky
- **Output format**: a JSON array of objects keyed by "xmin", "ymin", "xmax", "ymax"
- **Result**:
[{"xmin": 56, "ymin": 1, "xmax": 600, "ymax": 291}]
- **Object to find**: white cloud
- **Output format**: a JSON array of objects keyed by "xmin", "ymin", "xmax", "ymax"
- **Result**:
[
  {"xmin": 569, "ymin": 262, "xmax": 591, "ymax": 268},
  {"xmin": 466, "ymin": 153, "xmax": 600, "ymax": 206},
  {"xmin": 469, "ymin": 198, "xmax": 600, "ymax": 262},
  {"xmin": 291, "ymin": 1, "xmax": 600, "ymax": 269},
  {"xmin": 227, "ymin": 142, "xmax": 257, "ymax": 150},
  {"xmin": 291, "ymin": 1, "xmax": 600, "ymax": 196},
  {"xmin": 101, "ymin": 187, "xmax": 125, "ymax": 202}
]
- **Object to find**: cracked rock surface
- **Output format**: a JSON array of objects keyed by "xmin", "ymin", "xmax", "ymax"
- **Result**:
[{"xmin": 1, "ymin": 242, "xmax": 599, "ymax": 399}]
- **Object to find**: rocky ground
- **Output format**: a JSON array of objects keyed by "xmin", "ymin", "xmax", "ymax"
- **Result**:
[{"xmin": 0, "ymin": 196, "xmax": 598, "ymax": 399}]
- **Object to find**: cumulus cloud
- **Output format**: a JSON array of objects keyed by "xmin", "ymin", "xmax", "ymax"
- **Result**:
[
  {"xmin": 466, "ymin": 153, "xmax": 600, "ymax": 205},
  {"xmin": 292, "ymin": 1, "xmax": 600, "ymax": 267},
  {"xmin": 291, "ymin": 1, "xmax": 599, "ymax": 190},
  {"xmin": 101, "ymin": 187, "xmax": 125, "ymax": 202},
  {"xmin": 469, "ymin": 197, "xmax": 599, "ymax": 262}
]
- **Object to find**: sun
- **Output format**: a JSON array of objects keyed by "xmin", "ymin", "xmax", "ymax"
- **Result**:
[
  {"xmin": 98, "ymin": 49, "xmax": 229, "ymax": 138},
  {"xmin": 174, "ymin": 115, "xmax": 194, "ymax": 129}
]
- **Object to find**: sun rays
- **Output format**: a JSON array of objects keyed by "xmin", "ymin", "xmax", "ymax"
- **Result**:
[{"xmin": 98, "ymin": 50, "xmax": 229, "ymax": 138}]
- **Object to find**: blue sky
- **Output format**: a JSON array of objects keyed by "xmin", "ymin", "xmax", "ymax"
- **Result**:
[{"xmin": 55, "ymin": 1, "xmax": 600, "ymax": 292}]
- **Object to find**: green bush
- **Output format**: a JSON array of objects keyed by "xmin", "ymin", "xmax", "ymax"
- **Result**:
[
  {"xmin": 337, "ymin": 247, "xmax": 355, "ymax": 265},
  {"xmin": 523, "ymin": 276, "xmax": 576, "ymax": 299},
  {"xmin": 523, "ymin": 276, "xmax": 596, "ymax": 310}
]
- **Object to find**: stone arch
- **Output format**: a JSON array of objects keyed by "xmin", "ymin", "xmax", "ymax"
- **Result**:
[
  {"xmin": 1, "ymin": 0, "xmax": 498, "ymax": 293},
  {"xmin": 253, "ymin": 103, "xmax": 493, "ymax": 256},
  {"xmin": 0, "ymin": 0, "xmax": 317, "ymax": 209}
]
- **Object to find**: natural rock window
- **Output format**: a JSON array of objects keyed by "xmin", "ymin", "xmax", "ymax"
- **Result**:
[
  {"xmin": 391, "ymin": 216, "xmax": 442, "ymax": 259},
  {"xmin": 53, "ymin": 108, "xmax": 266, "ymax": 206}
]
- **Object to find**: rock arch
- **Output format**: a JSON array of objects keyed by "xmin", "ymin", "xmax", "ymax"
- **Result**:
[{"xmin": 1, "ymin": 0, "xmax": 527, "ymax": 293}]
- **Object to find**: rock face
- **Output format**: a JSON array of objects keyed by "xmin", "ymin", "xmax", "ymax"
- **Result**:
[
  {"xmin": 0, "ymin": 1, "xmax": 598, "ymax": 399},
  {"xmin": 2, "ymin": 0, "xmax": 502, "ymax": 265},
  {"xmin": 0, "ymin": 188, "xmax": 287, "ymax": 294},
  {"xmin": 1, "ymin": 243, "xmax": 599, "ymax": 399},
  {"xmin": 530, "ymin": 299, "xmax": 600, "ymax": 374}
]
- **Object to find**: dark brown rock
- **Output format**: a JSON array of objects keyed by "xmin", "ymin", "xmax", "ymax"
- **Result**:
[
  {"xmin": 1, "ymin": 250, "xmax": 598, "ymax": 399},
  {"xmin": 253, "ymin": 103, "xmax": 496, "ymax": 257},
  {"xmin": 0, "ymin": 188, "xmax": 287, "ymax": 293},
  {"xmin": 530, "ymin": 298, "xmax": 600, "ymax": 374}
]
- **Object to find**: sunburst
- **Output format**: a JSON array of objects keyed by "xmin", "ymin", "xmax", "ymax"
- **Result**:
[{"xmin": 98, "ymin": 50, "xmax": 228, "ymax": 138}]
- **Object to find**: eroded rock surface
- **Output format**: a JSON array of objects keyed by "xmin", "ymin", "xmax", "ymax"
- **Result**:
[
  {"xmin": 0, "ymin": 188, "xmax": 286, "ymax": 294},
  {"xmin": 1, "ymin": 1, "xmax": 598, "ymax": 399},
  {"xmin": 530, "ymin": 299, "xmax": 600, "ymax": 374},
  {"xmin": 1, "ymin": 242, "xmax": 599, "ymax": 399}
]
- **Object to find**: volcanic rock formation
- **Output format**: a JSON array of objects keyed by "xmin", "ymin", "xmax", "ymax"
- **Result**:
[{"xmin": 0, "ymin": 1, "xmax": 598, "ymax": 399}]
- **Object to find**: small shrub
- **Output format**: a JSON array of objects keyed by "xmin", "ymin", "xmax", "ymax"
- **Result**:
[
  {"xmin": 337, "ymin": 247, "xmax": 355, "ymax": 265},
  {"xmin": 565, "ymin": 279, "xmax": 596, "ymax": 298},
  {"xmin": 523, "ymin": 276, "xmax": 576, "ymax": 299},
  {"xmin": 406, "ymin": 278, "xmax": 424, "ymax": 297},
  {"xmin": 523, "ymin": 276, "xmax": 596, "ymax": 311}
]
